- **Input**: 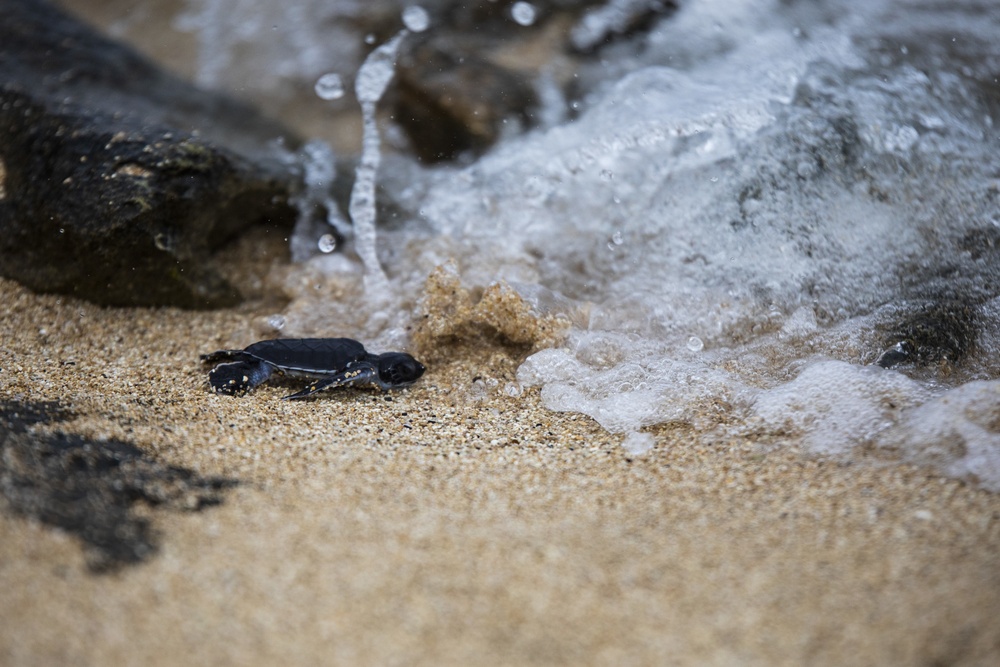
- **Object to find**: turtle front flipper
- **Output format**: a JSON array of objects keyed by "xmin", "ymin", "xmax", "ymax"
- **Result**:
[
  {"xmin": 281, "ymin": 363, "xmax": 378, "ymax": 400},
  {"xmin": 209, "ymin": 360, "xmax": 274, "ymax": 395}
]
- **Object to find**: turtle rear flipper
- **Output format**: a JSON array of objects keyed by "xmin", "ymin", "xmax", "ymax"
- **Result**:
[
  {"xmin": 282, "ymin": 364, "xmax": 378, "ymax": 400},
  {"xmin": 208, "ymin": 360, "xmax": 274, "ymax": 395}
]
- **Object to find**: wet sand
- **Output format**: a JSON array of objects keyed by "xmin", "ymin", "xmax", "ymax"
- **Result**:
[{"xmin": 2, "ymin": 268, "xmax": 1000, "ymax": 666}]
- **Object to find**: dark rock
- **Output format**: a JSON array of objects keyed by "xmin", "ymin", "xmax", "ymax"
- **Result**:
[
  {"xmin": 394, "ymin": 38, "xmax": 538, "ymax": 163},
  {"xmin": 0, "ymin": 0, "xmax": 300, "ymax": 308},
  {"xmin": 876, "ymin": 300, "xmax": 978, "ymax": 369},
  {"xmin": 0, "ymin": 400, "xmax": 235, "ymax": 572}
]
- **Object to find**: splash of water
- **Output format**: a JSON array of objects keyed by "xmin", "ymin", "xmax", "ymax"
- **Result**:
[
  {"xmin": 348, "ymin": 33, "xmax": 403, "ymax": 293},
  {"xmin": 191, "ymin": 0, "xmax": 1000, "ymax": 488},
  {"xmin": 349, "ymin": 8, "xmax": 429, "ymax": 295},
  {"xmin": 288, "ymin": 139, "xmax": 350, "ymax": 262}
]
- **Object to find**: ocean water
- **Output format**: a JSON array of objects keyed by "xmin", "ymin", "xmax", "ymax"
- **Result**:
[{"xmin": 177, "ymin": 0, "xmax": 1000, "ymax": 488}]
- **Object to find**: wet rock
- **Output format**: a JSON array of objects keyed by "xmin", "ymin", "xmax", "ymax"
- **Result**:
[
  {"xmin": 0, "ymin": 0, "xmax": 299, "ymax": 309},
  {"xmin": 0, "ymin": 400, "xmax": 235, "ymax": 572},
  {"xmin": 876, "ymin": 300, "xmax": 978, "ymax": 369},
  {"xmin": 394, "ymin": 38, "xmax": 538, "ymax": 163}
]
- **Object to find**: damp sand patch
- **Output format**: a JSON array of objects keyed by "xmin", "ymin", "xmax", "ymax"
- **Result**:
[{"xmin": 0, "ymin": 400, "xmax": 235, "ymax": 572}]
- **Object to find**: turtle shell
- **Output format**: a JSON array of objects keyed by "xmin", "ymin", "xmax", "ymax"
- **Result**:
[{"xmin": 243, "ymin": 338, "xmax": 369, "ymax": 374}]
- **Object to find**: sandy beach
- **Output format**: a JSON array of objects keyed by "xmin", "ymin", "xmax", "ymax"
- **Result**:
[
  {"xmin": 2, "ymin": 251, "xmax": 999, "ymax": 666},
  {"xmin": 2, "ymin": 0, "xmax": 998, "ymax": 664}
]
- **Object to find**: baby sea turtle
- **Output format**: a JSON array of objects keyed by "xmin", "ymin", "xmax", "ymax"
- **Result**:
[{"xmin": 201, "ymin": 338, "xmax": 425, "ymax": 399}]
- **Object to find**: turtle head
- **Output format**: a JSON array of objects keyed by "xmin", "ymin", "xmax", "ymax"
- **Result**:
[{"xmin": 376, "ymin": 353, "xmax": 426, "ymax": 388}]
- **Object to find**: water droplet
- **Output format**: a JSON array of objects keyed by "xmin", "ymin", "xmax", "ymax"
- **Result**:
[
  {"xmin": 59, "ymin": 228, "xmax": 64, "ymax": 234},
  {"xmin": 600, "ymin": 169, "xmax": 614, "ymax": 181},
  {"xmin": 266, "ymin": 314, "xmax": 286, "ymax": 330},
  {"xmin": 612, "ymin": 195, "xmax": 621, "ymax": 204},
  {"xmin": 611, "ymin": 230, "xmax": 624, "ymax": 245},
  {"xmin": 710, "ymin": 176, "xmax": 719, "ymax": 183},
  {"xmin": 504, "ymin": 382, "xmax": 523, "ymax": 397},
  {"xmin": 318, "ymin": 233, "xmax": 337, "ymax": 253},
  {"xmin": 686, "ymin": 336, "xmax": 704, "ymax": 352},
  {"xmin": 365, "ymin": 33, "xmax": 376, "ymax": 45},
  {"xmin": 511, "ymin": 1, "xmax": 537, "ymax": 26},
  {"xmin": 314, "ymin": 73, "xmax": 345, "ymax": 100},
  {"xmin": 402, "ymin": 6, "xmax": 430, "ymax": 32}
]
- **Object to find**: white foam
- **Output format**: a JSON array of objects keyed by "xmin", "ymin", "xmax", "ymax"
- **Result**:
[
  {"xmin": 518, "ymin": 338, "xmax": 747, "ymax": 434},
  {"xmin": 750, "ymin": 361, "xmax": 931, "ymax": 456},
  {"xmin": 880, "ymin": 382, "xmax": 1000, "ymax": 491},
  {"xmin": 621, "ymin": 432, "xmax": 655, "ymax": 456}
]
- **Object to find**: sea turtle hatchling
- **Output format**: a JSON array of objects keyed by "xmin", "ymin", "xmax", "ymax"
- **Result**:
[{"xmin": 201, "ymin": 338, "xmax": 425, "ymax": 399}]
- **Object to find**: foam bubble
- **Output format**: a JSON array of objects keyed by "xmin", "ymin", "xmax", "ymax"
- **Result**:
[{"xmin": 622, "ymin": 432, "xmax": 655, "ymax": 456}]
